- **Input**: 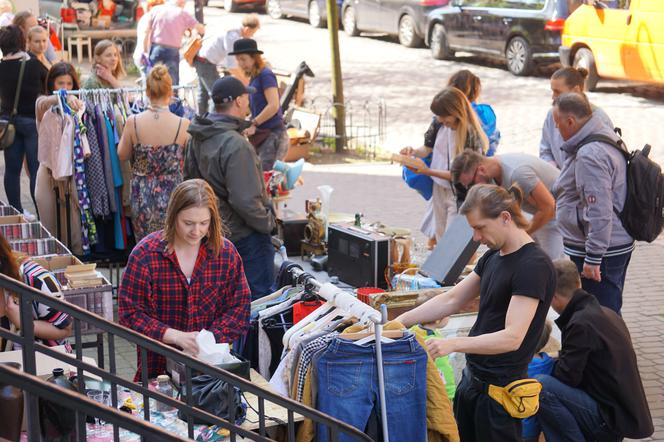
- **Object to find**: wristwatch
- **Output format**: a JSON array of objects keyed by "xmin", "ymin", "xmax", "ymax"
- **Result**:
[{"xmin": 250, "ymin": 118, "xmax": 259, "ymax": 127}]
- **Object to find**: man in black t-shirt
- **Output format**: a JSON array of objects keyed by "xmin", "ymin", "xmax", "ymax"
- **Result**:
[{"xmin": 398, "ymin": 184, "xmax": 555, "ymax": 441}]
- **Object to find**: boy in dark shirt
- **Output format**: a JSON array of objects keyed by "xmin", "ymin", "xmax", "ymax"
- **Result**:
[{"xmin": 535, "ymin": 260, "xmax": 653, "ymax": 441}]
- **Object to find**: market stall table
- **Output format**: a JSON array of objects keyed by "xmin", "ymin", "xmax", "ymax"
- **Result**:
[{"xmin": 25, "ymin": 369, "xmax": 303, "ymax": 441}]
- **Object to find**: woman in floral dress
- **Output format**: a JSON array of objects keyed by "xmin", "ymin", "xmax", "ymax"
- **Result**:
[{"xmin": 118, "ymin": 64, "xmax": 190, "ymax": 242}]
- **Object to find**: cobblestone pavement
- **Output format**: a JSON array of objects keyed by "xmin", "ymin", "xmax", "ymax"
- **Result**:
[{"xmin": 2, "ymin": 2, "xmax": 663, "ymax": 439}]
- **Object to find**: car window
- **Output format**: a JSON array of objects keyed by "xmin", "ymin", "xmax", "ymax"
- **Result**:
[{"xmin": 457, "ymin": 0, "xmax": 546, "ymax": 10}]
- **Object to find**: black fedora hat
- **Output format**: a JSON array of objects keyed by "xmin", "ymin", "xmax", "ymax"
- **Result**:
[{"xmin": 228, "ymin": 38, "xmax": 264, "ymax": 56}]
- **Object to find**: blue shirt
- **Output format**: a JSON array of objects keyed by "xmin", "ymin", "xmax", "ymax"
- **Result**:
[{"xmin": 249, "ymin": 68, "xmax": 284, "ymax": 131}]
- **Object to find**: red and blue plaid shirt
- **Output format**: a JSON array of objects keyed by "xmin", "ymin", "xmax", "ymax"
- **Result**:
[{"xmin": 118, "ymin": 231, "xmax": 251, "ymax": 380}]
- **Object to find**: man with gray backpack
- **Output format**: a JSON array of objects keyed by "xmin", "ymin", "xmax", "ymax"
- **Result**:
[{"xmin": 551, "ymin": 92, "xmax": 664, "ymax": 314}]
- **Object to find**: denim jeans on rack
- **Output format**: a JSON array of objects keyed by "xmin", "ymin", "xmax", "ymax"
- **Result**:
[{"xmin": 316, "ymin": 334, "xmax": 428, "ymax": 442}]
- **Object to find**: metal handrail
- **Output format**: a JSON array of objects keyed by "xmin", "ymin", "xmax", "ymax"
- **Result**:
[
  {"xmin": 0, "ymin": 273, "xmax": 372, "ymax": 442},
  {"xmin": 0, "ymin": 364, "xmax": 187, "ymax": 442}
]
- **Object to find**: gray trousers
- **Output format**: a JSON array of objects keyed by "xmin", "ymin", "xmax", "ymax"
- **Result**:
[
  {"xmin": 193, "ymin": 58, "xmax": 220, "ymax": 115},
  {"xmin": 257, "ymin": 128, "xmax": 289, "ymax": 171}
]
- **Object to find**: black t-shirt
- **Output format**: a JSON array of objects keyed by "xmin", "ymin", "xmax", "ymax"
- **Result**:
[
  {"xmin": 466, "ymin": 242, "xmax": 555, "ymax": 384},
  {"xmin": 0, "ymin": 57, "xmax": 47, "ymax": 118}
]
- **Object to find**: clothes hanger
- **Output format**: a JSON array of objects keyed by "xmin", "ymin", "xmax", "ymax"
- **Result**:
[{"xmin": 281, "ymin": 301, "xmax": 336, "ymax": 349}]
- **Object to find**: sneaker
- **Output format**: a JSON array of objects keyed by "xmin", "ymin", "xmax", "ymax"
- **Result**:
[{"xmin": 22, "ymin": 210, "xmax": 37, "ymax": 222}]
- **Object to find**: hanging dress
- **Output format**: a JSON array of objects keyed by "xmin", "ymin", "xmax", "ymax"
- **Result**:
[{"xmin": 129, "ymin": 117, "xmax": 185, "ymax": 242}]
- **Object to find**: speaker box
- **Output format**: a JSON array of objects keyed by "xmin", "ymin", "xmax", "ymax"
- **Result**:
[{"xmin": 327, "ymin": 223, "xmax": 391, "ymax": 289}]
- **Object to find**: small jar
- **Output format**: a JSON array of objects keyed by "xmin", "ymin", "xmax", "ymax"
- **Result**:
[{"xmin": 155, "ymin": 375, "xmax": 173, "ymax": 412}]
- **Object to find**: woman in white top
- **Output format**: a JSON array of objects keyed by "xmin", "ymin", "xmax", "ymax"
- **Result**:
[{"xmin": 401, "ymin": 87, "xmax": 488, "ymax": 243}]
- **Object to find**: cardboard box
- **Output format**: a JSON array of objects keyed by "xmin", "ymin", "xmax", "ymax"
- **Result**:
[{"xmin": 0, "ymin": 215, "xmax": 25, "ymax": 225}]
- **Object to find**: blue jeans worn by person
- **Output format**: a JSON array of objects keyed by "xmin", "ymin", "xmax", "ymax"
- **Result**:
[
  {"xmin": 234, "ymin": 232, "xmax": 275, "ymax": 301},
  {"xmin": 454, "ymin": 367, "xmax": 522, "ymax": 442},
  {"xmin": 149, "ymin": 45, "xmax": 180, "ymax": 86},
  {"xmin": 193, "ymin": 58, "xmax": 220, "ymax": 115},
  {"xmin": 570, "ymin": 251, "xmax": 631, "ymax": 314},
  {"xmin": 316, "ymin": 334, "xmax": 428, "ymax": 442},
  {"xmin": 3, "ymin": 116, "xmax": 39, "ymax": 212},
  {"xmin": 256, "ymin": 128, "xmax": 289, "ymax": 171},
  {"xmin": 535, "ymin": 374, "xmax": 621, "ymax": 442}
]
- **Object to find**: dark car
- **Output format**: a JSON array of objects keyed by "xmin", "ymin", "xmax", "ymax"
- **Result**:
[
  {"xmin": 267, "ymin": 0, "xmax": 342, "ymax": 27},
  {"xmin": 341, "ymin": 0, "xmax": 450, "ymax": 47},
  {"xmin": 426, "ymin": 0, "xmax": 578, "ymax": 76}
]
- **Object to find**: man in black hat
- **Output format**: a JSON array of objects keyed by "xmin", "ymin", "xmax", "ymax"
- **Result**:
[{"xmin": 184, "ymin": 76, "xmax": 276, "ymax": 300}]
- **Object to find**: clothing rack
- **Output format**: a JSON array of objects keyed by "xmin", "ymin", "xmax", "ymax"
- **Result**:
[
  {"xmin": 53, "ymin": 84, "xmax": 197, "ymax": 96},
  {"xmin": 288, "ymin": 267, "xmax": 391, "ymax": 442}
]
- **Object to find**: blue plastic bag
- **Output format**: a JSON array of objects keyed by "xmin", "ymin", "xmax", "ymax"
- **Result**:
[{"xmin": 402, "ymin": 153, "xmax": 433, "ymax": 200}]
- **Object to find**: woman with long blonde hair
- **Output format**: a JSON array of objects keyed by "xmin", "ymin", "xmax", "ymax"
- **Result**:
[
  {"xmin": 402, "ymin": 86, "xmax": 488, "ymax": 242},
  {"xmin": 82, "ymin": 39, "xmax": 126, "ymax": 89},
  {"xmin": 118, "ymin": 179, "xmax": 251, "ymax": 380}
]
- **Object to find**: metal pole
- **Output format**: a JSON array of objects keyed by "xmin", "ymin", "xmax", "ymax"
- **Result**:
[
  {"xmin": 325, "ymin": 0, "xmax": 346, "ymax": 152},
  {"xmin": 194, "ymin": 0, "xmax": 205, "ymax": 24},
  {"xmin": 374, "ymin": 304, "xmax": 389, "ymax": 442}
]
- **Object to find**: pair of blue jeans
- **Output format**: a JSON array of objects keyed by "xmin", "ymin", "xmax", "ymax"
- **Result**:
[
  {"xmin": 535, "ymin": 374, "xmax": 620, "ymax": 442},
  {"xmin": 233, "ymin": 232, "xmax": 275, "ymax": 301},
  {"xmin": 3, "ymin": 116, "xmax": 38, "ymax": 212},
  {"xmin": 570, "ymin": 251, "xmax": 632, "ymax": 314},
  {"xmin": 316, "ymin": 334, "xmax": 428, "ymax": 442},
  {"xmin": 149, "ymin": 45, "xmax": 180, "ymax": 86}
]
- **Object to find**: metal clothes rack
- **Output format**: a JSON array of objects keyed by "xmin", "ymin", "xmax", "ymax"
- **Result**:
[
  {"xmin": 288, "ymin": 267, "xmax": 391, "ymax": 442},
  {"xmin": 53, "ymin": 84, "xmax": 198, "ymax": 96}
]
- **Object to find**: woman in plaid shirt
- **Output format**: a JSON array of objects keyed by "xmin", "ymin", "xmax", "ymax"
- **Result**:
[{"xmin": 119, "ymin": 179, "xmax": 251, "ymax": 379}]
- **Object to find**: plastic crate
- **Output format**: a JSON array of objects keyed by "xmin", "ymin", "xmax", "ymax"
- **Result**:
[
  {"xmin": 0, "ymin": 223, "xmax": 50, "ymax": 241},
  {"xmin": 0, "ymin": 206, "xmax": 19, "ymax": 216},
  {"xmin": 9, "ymin": 237, "xmax": 69, "ymax": 257},
  {"xmin": 63, "ymin": 286, "xmax": 113, "ymax": 334}
]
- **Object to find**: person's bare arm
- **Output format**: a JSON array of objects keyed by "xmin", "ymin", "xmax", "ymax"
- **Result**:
[
  {"xmin": 5, "ymin": 297, "xmax": 72, "ymax": 340},
  {"xmin": 426, "ymin": 295, "xmax": 540, "ymax": 358},
  {"xmin": 117, "ymin": 115, "xmax": 135, "ymax": 161},
  {"xmin": 396, "ymin": 272, "xmax": 481, "ymax": 327},
  {"xmin": 253, "ymin": 87, "xmax": 280, "ymax": 124},
  {"xmin": 526, "ymin": 181, "xmax": 556, "ymax": 235}
]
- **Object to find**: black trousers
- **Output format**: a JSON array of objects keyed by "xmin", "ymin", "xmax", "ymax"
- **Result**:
[{"xmin": 453, "ymin": 369, "xmax": 522, "ymax": 442}]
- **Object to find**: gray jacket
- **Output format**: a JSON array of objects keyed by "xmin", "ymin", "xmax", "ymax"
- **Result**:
[
  {"xmin": 540, "ymin": 104, "xmax": 613, "ymax": 169},
  {"xmin": 551, "ymin": 113, "xmax": 634, "ymax": 265},
  {"xmin": 184, "ymin": 114, "xmax": 275, "ymax": 243}
]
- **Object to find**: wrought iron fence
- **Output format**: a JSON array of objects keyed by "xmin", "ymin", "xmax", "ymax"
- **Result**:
[
  {"xmin": 308, "ymin": 96, "xmax": 387, "ymax": 158},
  {"xmin": 0, "ymin": 273, "xmax": 372, "ymax": 441}
]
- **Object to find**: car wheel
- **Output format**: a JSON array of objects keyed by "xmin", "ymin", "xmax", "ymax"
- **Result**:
[
  {"xmin": 267, "ymin": 0, "xmax": 283, "ymax": 18},
  {"xmin": 506, "ymin": 36, "xmax": 534, "ymax": 76},
  {"xmin": 398, "ymin": 14, "xmax": 423, "ymax": 48},
  {"xmin": 573, "ymin": 47, "xmax": 600, "ymax": 91},
  {"xmin": 430, "ymin": 23, "xmax": 454, "ymax": 60},
  {"xmin": 224, "ymin": 0, "xmax": 239, "ymax": 12},
  {"xmin": 343, "ymin": 6, "xmax": 359, "ymax": 36},
  {"xmin": 308, "ymin": 1, "xmax": 324, "ymax": 28}
]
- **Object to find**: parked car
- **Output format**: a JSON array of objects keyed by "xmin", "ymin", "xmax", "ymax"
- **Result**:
[
  {"xmin": 559, "ymin": 0, "xmax": 664, "ymax": 91},
  {"xmin": 426, "ymin": 0, "xmax": 580, "ymax": 76},
  {"xmin": 341, "ymin": 0, "xmax": 449, "ymax": 47},
  {"xmin": 223, "ymin": 0, "xmax": 266, "ymax": 13},
  {"xmin": 267, "ymin": 0, "xmax": 342, "ymax": 28}
]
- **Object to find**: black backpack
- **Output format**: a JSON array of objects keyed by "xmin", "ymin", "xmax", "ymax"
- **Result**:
[{"xmin": 576, "ymin": 134, "xmax": 664, "ymax": 243}]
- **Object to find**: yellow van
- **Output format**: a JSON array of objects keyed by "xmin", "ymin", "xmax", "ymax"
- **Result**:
[{"xmin": 559, "ymin": 0, "xmax": 664, "ymax": 90}]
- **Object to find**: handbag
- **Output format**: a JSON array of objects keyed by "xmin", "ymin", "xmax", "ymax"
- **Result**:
[
  {"xmin": 183, "ymin": 36, "xmax": 202, "ymax": 66},
  {"xmin": 488, "ymin": 378, "xmax": 542, "ymax": 419},
  {"xmin": 0, "ymin": 58, "xmax": 27, "ymax": 150},
  {"xmin": 402, "ymin": 153, "xmax": 433, "ymax": 200},
  {"xmin": 249, "ymin": 127, "xmax": 272, "ymax": 149},
  {"xmin": 177, "ymin": 375, "xmax": 246, "ymax": 425}
]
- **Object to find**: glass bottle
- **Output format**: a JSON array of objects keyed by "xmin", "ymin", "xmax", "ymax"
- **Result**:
[{"xmin": 155, "ymin": 375, "xmax": 173, "ymax": 412}]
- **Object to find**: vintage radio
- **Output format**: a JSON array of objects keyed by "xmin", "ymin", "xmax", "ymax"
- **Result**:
[{"xmin": 327, "ymin": 223, "xmax": 391, "ymax": 289}]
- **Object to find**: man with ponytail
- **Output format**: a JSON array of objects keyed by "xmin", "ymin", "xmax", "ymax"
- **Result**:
[{"xmin": 397, "ymin": 184, "xmax": 555, "ymax": 441}]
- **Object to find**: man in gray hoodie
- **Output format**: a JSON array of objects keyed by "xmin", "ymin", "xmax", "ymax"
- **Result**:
[
  {"xmin": 551, "ymin": 92, "xmax": 633, "ymax": 314},
  {"xmin": 184, "ymin": 76, "xmax": 276, "ymax": 300}
]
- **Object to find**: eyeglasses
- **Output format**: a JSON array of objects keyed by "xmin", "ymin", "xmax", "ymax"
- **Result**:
[{"xmin": 463, "ymin": 167, "xmax": 480, "ymax": 190}]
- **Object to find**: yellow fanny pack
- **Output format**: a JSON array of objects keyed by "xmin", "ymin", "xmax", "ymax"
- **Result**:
[{"xmin": 487, "ymin": 378, "xmax": 542, "ymax": 419}]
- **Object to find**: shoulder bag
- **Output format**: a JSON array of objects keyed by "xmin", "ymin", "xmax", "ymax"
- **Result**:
[{"xmin": 0, "ymin": 58, "xmax": 27, "ymax": 150}]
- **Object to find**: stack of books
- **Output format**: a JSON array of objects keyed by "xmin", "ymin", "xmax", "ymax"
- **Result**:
[{"xmin": 64, "ymin": 264, "xmax": 104, "ymax": 289}]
